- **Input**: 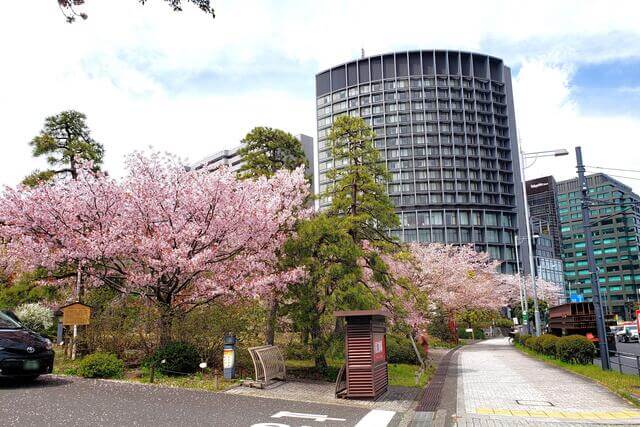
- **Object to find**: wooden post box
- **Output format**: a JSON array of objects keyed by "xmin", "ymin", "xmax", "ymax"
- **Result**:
[{"xmin": 335, "ymin": 309, "xmax": 389, "ymax": 399}]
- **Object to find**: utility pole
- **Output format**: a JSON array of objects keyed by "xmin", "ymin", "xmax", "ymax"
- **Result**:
[
  {"xmin": 576, "ymin": 146, "xmax": 610, "ymax": 370},
  {"xmin": 519, "ymin": 148, "xmax": 542, "ymax": 336},
  {"xmin": 514, "ymin": 234, "xmax": 530, "ymax": 332}
]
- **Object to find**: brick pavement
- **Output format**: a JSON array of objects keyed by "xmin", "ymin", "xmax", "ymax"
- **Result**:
[
  {"xmin": 226, "ymin": 379, "xmax": 419, "ymax": 412},
  {"xmin": 454, "ymin": 338, "xmax": 640, "ymax": 426}
]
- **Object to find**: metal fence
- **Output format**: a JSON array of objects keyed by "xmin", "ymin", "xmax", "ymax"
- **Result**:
[{"xmin": 608, "ymin": 350, "xmax": 640, "ymax": 376}]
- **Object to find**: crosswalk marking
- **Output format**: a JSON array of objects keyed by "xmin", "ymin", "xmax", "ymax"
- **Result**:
[
  {"xmin": 354, "ymin": 409, "xmax": 396, "ymax": 427},
  {"xmin": 271, "ymin": 411, "xmax": 346, "ymax": 422}
]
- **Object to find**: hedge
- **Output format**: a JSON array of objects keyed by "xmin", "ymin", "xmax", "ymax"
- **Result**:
[
  {"xmin": 555, "ymin": 335, "xmax": 595, "ymax": 364},
  {"xmin": 538, "ymin": 334, "xmax": 559, "ymax": 356},
  {"xmin": 515, "ymin": 333, "xmax": 595, "ymax": 365}
]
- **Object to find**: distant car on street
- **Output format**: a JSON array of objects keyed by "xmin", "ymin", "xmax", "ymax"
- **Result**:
[
  {"xmin": 619, "ymin": 325, "xmax": 639, "ymax": 343},
  {"xmin": 0, "ymin": 310, "xmax": 54, "ymax": 380}
]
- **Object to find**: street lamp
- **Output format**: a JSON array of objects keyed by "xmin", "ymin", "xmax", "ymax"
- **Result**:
[
  {"xmin": 514, "ymin": 234, "xmax": 530, "ymax": 332},
  {"xmin": 518, "ymin": 146, "xmax": 568, "ymax": 336}
]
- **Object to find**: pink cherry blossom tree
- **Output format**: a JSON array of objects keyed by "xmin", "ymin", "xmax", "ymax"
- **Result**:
[{"xmin": 0, "ymin": 152, "xmax": 309, "ymax": 345}]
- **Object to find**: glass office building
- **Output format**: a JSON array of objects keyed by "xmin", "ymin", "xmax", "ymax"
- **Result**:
[
  {"xmin": 558, "ymin": 173, "xmax": 640, "ymax": 319},
  {"xmin": 315, "ymin": 50, "xmax": 525, "ymax": 272}
]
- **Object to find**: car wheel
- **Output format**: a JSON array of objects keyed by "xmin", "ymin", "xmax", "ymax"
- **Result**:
[{"xmin": 19, "ymin": 375, "xmax": 40, "ymax": 383}]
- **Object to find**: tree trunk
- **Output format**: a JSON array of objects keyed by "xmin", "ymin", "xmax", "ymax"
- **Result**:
[
  {"xmin": 409, "ymin": 333, "xmax": 425, "ymax": 368},
  {"xmin": 265, "ymin": 297, "xmax": 279, "ymax": 345},
  {"xmin": 75, "ymin": 263, "xmax": 84, "ymax": 303},
  {"xmin": 310, "ymin": 314, "xmax": 328, "ymax": 373},
  {"xmin": 158, "ymin": 304, "xmax": 173, "ymax": 347}
]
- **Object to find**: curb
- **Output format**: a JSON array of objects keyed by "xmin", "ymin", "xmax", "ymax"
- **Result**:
[{"xmin": 405, "ymin": 346, "xmax": 460, "ymax": 426}]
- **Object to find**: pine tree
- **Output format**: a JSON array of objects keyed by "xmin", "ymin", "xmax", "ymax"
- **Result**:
[
  {"xmin": 237, "ymin": 127, "xmax": 307, "ymax": 179},
  {"xmin": 325, "ymin": 115, "xmax": 399, "ymax": 246},
  {"xmin": 23, "ymin": 110, "xmax": 104, "ymax": 187}
]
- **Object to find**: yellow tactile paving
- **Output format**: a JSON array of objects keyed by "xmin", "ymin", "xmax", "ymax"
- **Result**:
[{"xmin": 474, "ymin": 408, "xmax": 640, "ymax": 420}]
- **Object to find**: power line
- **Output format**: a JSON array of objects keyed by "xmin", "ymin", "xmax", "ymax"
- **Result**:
[
  {"xmin": 586, "ymin": 165, "xmax": 640, "ymax": 174},
  {"xmin": 585, "ymin": 170, "xmax": 640, "ymax": 182}
]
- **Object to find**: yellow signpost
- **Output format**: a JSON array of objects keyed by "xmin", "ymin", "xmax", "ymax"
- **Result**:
[
  {"xmin": 59, "ymin": 302, "xmax": 91, "ymax": 360},
  {"xmin": 61, "ymin": 302, "xmax": 91, "ymax": 326}
]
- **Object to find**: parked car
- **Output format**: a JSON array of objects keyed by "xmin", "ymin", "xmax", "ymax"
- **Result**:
[{"xmin": 0, "ymin": 310, "xmax": 54, "ymax": 380}]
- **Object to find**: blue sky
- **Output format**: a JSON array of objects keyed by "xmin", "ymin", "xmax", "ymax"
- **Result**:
[{"xmin": 1, "ymin": 0, "xmax": 639, "ymax": 190}]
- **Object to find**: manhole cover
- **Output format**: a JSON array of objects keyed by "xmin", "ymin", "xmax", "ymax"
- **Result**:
[{"xmin": 516, "ymin": 400, "xmax": 554, "ymax": 406}]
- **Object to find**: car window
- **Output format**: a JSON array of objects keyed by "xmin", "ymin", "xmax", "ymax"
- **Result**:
[{"xmin": 0, "ymin": 311, "xmax": 22, "ymax": 329}]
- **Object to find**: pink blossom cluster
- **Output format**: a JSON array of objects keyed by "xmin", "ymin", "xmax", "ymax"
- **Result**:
[
  {"xmin": 382, "ymin": 242, "xmax": 564, "ymax": 330},
  {"xmin": 0, "ymin": 152, "xmax": 310, "ymax": 312}
]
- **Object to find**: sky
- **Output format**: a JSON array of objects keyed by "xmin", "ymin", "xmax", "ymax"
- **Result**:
[{"xmin": 1, "ymin": 0, "xmax": 639, "ymax": 191}]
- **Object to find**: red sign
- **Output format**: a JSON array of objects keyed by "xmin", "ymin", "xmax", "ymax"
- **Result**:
[
  {"xmin": 636, "ymin": 310, "xmax": 640, "ymax": 331},
  {"xmin": 373, "ymin": 335, "xmax": 386, "ymax": 363}
]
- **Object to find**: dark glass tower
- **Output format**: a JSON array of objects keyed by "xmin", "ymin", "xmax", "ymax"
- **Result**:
[
  {"xmin": 557, "ymin": 173, "xmax": 640, "ymax": 318},
  {"xmin": 315, "ymin": 50, "xmax": 525, "ymax": 273}
]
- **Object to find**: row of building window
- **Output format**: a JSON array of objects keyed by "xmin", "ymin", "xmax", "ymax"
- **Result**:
[
  {"xmin": 318, "ymin": 103, "xmax": 507, "ymax": 127},
  {"xmin": 566, "ymin": 275, "xmax": 640, "ymax": 285},
  {"xmin": 317, "ymin": 77, "xmax": 504, "ymax": 107},
  {"xmin": 563, "ymin": 243, "xmax": 639, "ymax": 254},
  {"xmin": 319, "ymin": 190, "xmax": 514, "ymax": 207},
  {"xmin": 320, "ymin": 90, "xmax": 506, "ymax": 114},
  {"xmin": 397, "ymin": 210, "xmax": 515, "ymax": 227}
]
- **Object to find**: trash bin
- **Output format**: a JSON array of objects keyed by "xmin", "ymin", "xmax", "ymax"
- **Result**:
[{"xmin": 334, "ymin": 310, "xmax": 390, "ymax": 399}]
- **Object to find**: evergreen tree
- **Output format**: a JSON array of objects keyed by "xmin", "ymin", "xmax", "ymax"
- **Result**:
[
  {"xmin": 282, "ymin": 214, "xmax": 369, "ymax": 371},
  {"xmin": 237, "ymin": 127, "xmax": 307, "ymax": 179},
  {"xmin": 284, "ymin": 117, "xmax": 405, "ymax": 371},
  {"xmin": 325, "ymin": 115, "xmax": 399, "ymax": 246},
  {"xmin": 23, "ymin": 110, "xmax": 104, "ymax": 186}
]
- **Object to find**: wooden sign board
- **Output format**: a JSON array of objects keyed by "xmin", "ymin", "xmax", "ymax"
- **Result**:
[{"xmin": 61, "ymin": 303, "xmax": 91, "ymax": 326}]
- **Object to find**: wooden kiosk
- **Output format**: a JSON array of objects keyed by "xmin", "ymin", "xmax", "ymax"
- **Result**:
[{"xmin": 334, "ymin": 310, "xmax": 389, "ymax": 399}]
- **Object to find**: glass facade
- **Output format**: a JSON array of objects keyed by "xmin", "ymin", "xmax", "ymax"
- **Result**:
[
  {"xmin": 558, "ymin": 174, "xmax": 640, "ymax": 319},
  {"xmin": 315, "ymin": 50, "xmax": 524, "ymax": 273}
]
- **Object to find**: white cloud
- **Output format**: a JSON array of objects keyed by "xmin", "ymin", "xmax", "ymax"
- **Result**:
[
  {"xmin": 513, "ymin": 61, "xmax": 640, "ymax": 189},
  {"xmin": 0, "ymin": 0, "xmax": 639, "ymax": 188}
]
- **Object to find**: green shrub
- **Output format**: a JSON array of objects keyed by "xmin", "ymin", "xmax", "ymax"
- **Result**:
[
  {"xmin": 494, "ymin": 318, "xmax": 514, "ymax": 328},
  {"xmin": 524, "ymin": 336, "xmax": 538, "ymax": 350},
  {"xmin": 516, "ymin": 333, "xmax": 531, "ymax": 346},
  {"xmin": 457, "ymin": 327, "xmax": 485, "ymax": 340},
  {"xmin": 283, "ymin": 341, "xmax": 315, "ymax": 361},
  {"xmin": 555, "ymin": 335, "xmax": 595, "ymax": 364},
  {"xmin": 150, "ymin": 341, "xmax": 200, "ymax": 375},
  {"xmin": 77, "ymin": 352, "xmax": 124, "ymax": 379},
  {"xmin": 538, "ymin": 334, "xmax": 559, "ymax": 356},
  {"xmin": 387, "ymin": 334, "xmax": 421, "ymax": 364}
]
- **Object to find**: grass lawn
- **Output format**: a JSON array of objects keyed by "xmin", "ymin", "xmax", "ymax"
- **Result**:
[
  {"xmin": 53, "ymin": 347, "xmax": 237, "ymax": 392},
  {"xmin": 516, "ymin": 343, "xmax": 640, "ymax": 405},
  {"xmin": 285, "ymin": 358, "xmax": 433, "ymax": 388},
  {"xmin": 54, "ymin": 347, "xmax": 433, "ymax": 391}
]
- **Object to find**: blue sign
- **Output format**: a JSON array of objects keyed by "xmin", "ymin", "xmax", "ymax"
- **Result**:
[{"xmin": 570, "ymin": 294, "xmax": 584, "ymax": 302}]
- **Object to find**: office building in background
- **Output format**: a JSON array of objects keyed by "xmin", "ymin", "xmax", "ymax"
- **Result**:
[
  {"xmin": 315, "ymin": 50, "xmax": 526, "ymax": 272},
  {"xmin": 527, "ymin": 176, "xmax": 562, "ymax": 258},
  {"xmin": 558, "ymin": 173, "xmax": 640, "ymax": 319},
  {"xmin": 191, "ymin": 134, "xmax": 315, "ymax": 181}
]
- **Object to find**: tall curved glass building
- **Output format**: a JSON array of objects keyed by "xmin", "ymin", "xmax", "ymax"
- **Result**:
[{"xmin": 315, "ymin": 50, "xmax": 525, "ymax": 273}]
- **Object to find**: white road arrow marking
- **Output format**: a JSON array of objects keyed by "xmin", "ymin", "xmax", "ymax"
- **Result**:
[
  {"xmin": 271, "ymin": 411, "xmax": 346, "ymax": 422},
  {"xmin": 354, "ymin": 410, "xmax": 396, "ymax": 427}
]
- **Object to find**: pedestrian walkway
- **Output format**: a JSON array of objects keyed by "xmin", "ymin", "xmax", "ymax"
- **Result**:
[{"xmin": 454, "ymin": 338, "xmax": 640, "ymax": 426}]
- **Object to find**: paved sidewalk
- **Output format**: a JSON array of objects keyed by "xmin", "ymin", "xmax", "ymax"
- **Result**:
[{"xmin": 455, "ymin": 338, "xmax": 640, "ymax": 426}]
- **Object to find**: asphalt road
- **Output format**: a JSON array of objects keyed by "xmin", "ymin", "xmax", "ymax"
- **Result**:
[
  {"xmin": 615, "ymin": 340, "xmax": 640, "ymax": 355},
  {"xmin": 0, "ymin": 375, "xmax": 400, "ymax": 427},
  {"xmin": 593, "ymin": 340, "xmax": 640, "ymax": 375}
]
